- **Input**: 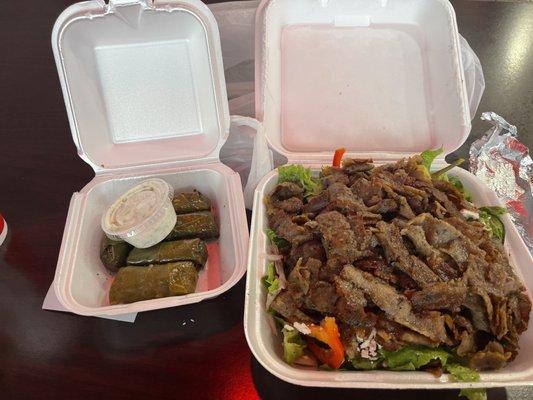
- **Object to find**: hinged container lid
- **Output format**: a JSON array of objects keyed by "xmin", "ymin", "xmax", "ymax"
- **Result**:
[
  {"xmin": 255, "ymin": 0, "xmax": 471, "ymax": 163},
  {"xmin": 53, "ymin": 0, "xmax": 229, "ymax": 172}
]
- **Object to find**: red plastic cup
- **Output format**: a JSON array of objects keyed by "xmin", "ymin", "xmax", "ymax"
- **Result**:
[{"xmin": 0, "ymin": 214, "xmax": 7, "ymax": 246}]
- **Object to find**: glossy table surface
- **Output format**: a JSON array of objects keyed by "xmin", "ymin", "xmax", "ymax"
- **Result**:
[{"xmin": 1, "ymin": 1, "xmax": 532, "ymax": 399}]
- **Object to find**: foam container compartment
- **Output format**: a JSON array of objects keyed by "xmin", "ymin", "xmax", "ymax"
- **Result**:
[
  {"xmin": 245, "ymin": 0, "xmax": 533, "ymax": 389},
  {"xmin": 52, "ymin": 0, "xmax": 248, "ymax": 315}
]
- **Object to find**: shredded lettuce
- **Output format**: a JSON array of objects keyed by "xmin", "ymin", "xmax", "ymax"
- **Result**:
[
  {"xmin": 421, "ymin": 147, "xmax": 444, "ymax": 172},
  {"xmin": 261, "ymin": 262, "xmax": 279, "ymax": 294},
  {"xmin": 380, "ymin": 345, "xmax": 452, "ymax": 371},
  {"xmin": 278, "ymin": 164, "xmax": 320, "ymax": 197},
  {"xmin": 267, "ymin": 308, "xmax": 286, "ymax": 329},
  {"xmin": 419, "ymin": 148, "xmax": 466, "ymax": 181},
  {"xmin": 447, "ymin": 176, "xmax": 472, "ymax": 202},
  {"xmin": 351, "ymin": 357, "xmax": 381, "ymax": 370},
  {"xmin": 459, "ymin": 389, "xmax": 487, "ymax": 400},
  {"xmin": 479, "ymin": 206, "xmax": 507, "ymax": 243},
  {"xmin": 282, "ymin": 328, "xmax": 306, "ymax": 364},
  {"xmin": 380, "ymin": 346, "xmax": 485, "ymax": 399},
  {"xmin": 266, "ymin": 228, "xmax": 290, "ymax": 252},
  {"xmin": 446, "ymin": 363, "xmax": 480, "ymax": 382}
]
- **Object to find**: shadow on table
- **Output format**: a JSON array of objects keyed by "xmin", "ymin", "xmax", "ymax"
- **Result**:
[{"xmin": 251, "ymin": 356, "xmax": 508, "ymax": 400}]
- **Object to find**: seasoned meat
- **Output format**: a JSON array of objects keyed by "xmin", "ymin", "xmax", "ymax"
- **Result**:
[
  {"xmin": 274, "ymin": 197, "xmax": 303, "ymax": 213},
  {"xmin": 375, "ymin": 221, "xmax": 439, "ymax": 288},
  {"xmin": 287, "ymin": 257, "xmax": 321, "ymax": 295},
  {"xmin": 273, "ymin": 182, "xmax": 304, "ymax": 200},
  {"xmin": 302, "ymin": 191, "xmax": 329, "ymax": 214},
  {"xmin": 425, "ymin": 252, "xmax": 460, "ymax": 281},
  {"xmin": 354, "ymin": 256, "xmax": 399, "ymax": 286},
  {"xmin": 445, "ymin": 217, "xmax": 487, "ymax": 246},
  {"xmin": 304, "ymin": 281, "xmax": 338, "ymax": 314},
  {"xmin": 265, "ymin": 155, "xmax": 531, "ymax": 370},
  {"xmin": 411, "ymin": 281, "xmax": 467, "ymax": 312},
  {"xmin": 270, "ymin": 290, "xmax": 315, "ymax": 324},
  {"xmin": 351, "ymin": 177, "xmax": 383, "ymax": 206},
  {"xmin": 463, "ymin": 292, "xmax": 491, "ymax": 332},
  {"xmin": 321, "ymin": 166, "xmax": 349, "ymax": 187},
  {"xmin": 342, "ymin": 158, "xmax": 374, "ymax": 174},
  {"xmin": 268, "ymin": 208, "xmax": 314, "ymax": 246},
  {"xmin": 382, "ymin": 185, "xmax": 416, "ymax": 219},
  {"xmin": 327, "ymin": 183, "xmax": 367, "ymax": 214},
  {"xmin": 368, "ymin": 198, "xmax": 398, "ymax": 214},
  {"xmin": 334, "ymin": 277, "xmax": 368, "ymax": 327},
  {"xmin": 401, "ymin": 225, "xmax": 435, "ymax": 258},
  {"xmin": 456, "ymin": 331, "xmax": 476, "ymax": 356},
  {"xmin": 287, "ymin": 240, "xmax": 326, "ymax": 269},
  {"xmin": 316, "ymin": 211, "xmax": 371, "ymax": 264},
  {"xmin": 508, "ymin": 292, "xmax": 531, "ymax": 334},
  {"xmin": 469, "ymin": 342, "xmax": 511, "ymax": 371},
  {"xmin": 341, "ymin": 265, "xmax": 449, "ymax": 344}
]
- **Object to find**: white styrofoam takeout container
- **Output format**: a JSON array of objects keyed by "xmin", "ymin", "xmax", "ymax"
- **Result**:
[
  {"xmin": 244, "ymin": 0, "xmax": 533, "ymax": 389},
  {"xmin": 52, "ymin": 0, "xmax": 249, "ymax": 315}
]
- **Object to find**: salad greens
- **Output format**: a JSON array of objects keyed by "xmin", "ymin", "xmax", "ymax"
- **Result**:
[
  {"xmin": 446, "ymin": 364, "xmax": 481, "ymax": 382},
  {"xmin": 419, "ymin": 148, "xmax": 505, "ymax": 245},
  {"xmin": 459, "ymin": 389, "xmax": 487, "ymax": 400},
  {"xmin": 419, "ymin": 147, "xmax": 465, "ymax": 180},
  {"xmin": 380, "ymin": 345, "xmax": 452, "ymax": 371},
  {"xmin": 264, "ymin": 152, "xmax": 507, "ymax": 400},
  {"xmin": 351, "ymin": 357, "xmax": 381, "ymax": 370},
  {"xmin": 349, "ymin": 345, "xmax": 485, "ymax": 399},
  {"xmin": 282, "ymin": 328, "xmax": 306, "ymax": 364},
  {"xmin": 447, "ymin": 175, "xmax": 472, "ymax": 202},
  {"xmin": 277, "ymin": 164, "xmax": 320, "ymax": 197},
  {"xmin": 266, "ymin": 228, "xmax": 290, "ymax": 252},
  {"xmin": 479, "ymin": 206, "xmax": 507, "ymax": 243},
  {"xmin": 421, "ymin": 147, "xmax": 444, "ymax": 173},
  {"xmin": 261, "ymin": 262, "xmax": 279, "ymax": 295}
]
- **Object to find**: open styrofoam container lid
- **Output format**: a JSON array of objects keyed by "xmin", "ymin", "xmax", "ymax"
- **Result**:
[
  {"xmin": 52, "ymin": 0, "xmax": 229, "ymax": 172},
  {"xmin": 255, "ymin": 0, "xmax": 471, "ymax": 163}
]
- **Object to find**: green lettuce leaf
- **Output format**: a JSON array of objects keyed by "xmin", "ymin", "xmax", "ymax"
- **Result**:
[
  {"xmin": 380, "ymin": 346, "xmax": 485, "ymax": 400},
  {"xmin": 459, "ymin": 389, "xmax": 487, "ymax": 400},
  {"xmin": 267, "ymin": 308, "xmax": 286, "ymax": 329},
  {"xmin": 261, "ymin": 262, "xmax": 279, "ymax": 294},
  {"xmin": 448, "ymin": 176, "xmax": 472, "ymax": 202},
  {"xmin": 266, "ymin": 229, "xmax": 290, "ymax": 252},
  {"xmin": 446, "ymin": 363, "xmax": 480, "ymax": 382},
  {"xmin": 278, "ymin": 164, "xmax": 320, "ymax": 196},
  {"xmin": 381, "ymin": 345, "xmax": 452, "ymax": 371},
  {"xmin": 351, "ymin": 357, "xmax": 381, "ymax": 370},
  {"xmin": 421, "ymin": 147, "xmax": 444, "ymax": 171},
  {"xmin": 479, "ymin": 206, "xmax": 507, "ymax": 243},
  {"xmin": 282, "ymin": 328, "xmax": 306, "ymax": 364},
  {"xmin": 446, "ymin": 361, "xmax": 485, "ymax": 400}
]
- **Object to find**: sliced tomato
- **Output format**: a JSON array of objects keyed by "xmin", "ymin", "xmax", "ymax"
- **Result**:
[
  {"xmin": 332, "ymin": 147, "xmax": 346, "ymax": 167},
  {"xmin": 306, "ymin": 317, "xmax": 345, "ymax": 369}
]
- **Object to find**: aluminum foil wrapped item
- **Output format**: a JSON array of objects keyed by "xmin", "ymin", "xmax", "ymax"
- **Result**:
[{"xmin": 470, "ymin": 112, "xmax": 533, "ymax": 252}]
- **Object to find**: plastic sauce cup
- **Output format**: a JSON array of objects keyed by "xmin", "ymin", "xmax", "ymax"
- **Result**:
[{"xmin": 101, "ymin": 179, "xmax": 176, "ymax": 249}]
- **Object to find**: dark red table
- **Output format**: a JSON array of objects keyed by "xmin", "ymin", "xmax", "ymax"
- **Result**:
[{"xmin": 1, "ymin": 1, "xmax": 532, "ymax": 399}]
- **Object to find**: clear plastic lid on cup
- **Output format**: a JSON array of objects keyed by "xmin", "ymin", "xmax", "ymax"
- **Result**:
[{"xmin": 101, "ymin": 179, "xmax": 177, "ymax": 249}]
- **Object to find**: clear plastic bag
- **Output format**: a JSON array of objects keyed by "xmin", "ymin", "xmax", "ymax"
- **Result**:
[
  {"xmin": 215, "ymin": 1, "xmax": 486, "ymax": 208},
  {"xmin": 460, "ymin": 35, "xmax": 485, "ymax": 120}
]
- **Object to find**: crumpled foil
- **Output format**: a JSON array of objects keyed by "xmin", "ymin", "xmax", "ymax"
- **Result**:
[{"xmin": 470, "ymin": 112, "xmax": 533, "ymax": 252}]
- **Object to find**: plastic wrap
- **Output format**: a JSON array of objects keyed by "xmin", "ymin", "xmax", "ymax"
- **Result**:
[{"xmin": 470, "ymin": 112, "xmax": 533, "ymax": 252}]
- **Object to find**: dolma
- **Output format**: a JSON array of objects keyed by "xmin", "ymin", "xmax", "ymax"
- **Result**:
[
  {"xmin": 172, "ymin": 190, "xmax": 211, "ymax": 214},
  {"xmin": 109, "ymin": 262, "xmax": 198, "ymax": 304},
  {"xmin": 100, "ymin": 236, "xmax": 131, "ymax": 273},
  {"xmin": 127, "ymin": 238, "xmax": 208, "ymax": 267},
  {"xmin": 165, "ymin": 211, "xmax": 219, "ymax": 241}
]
